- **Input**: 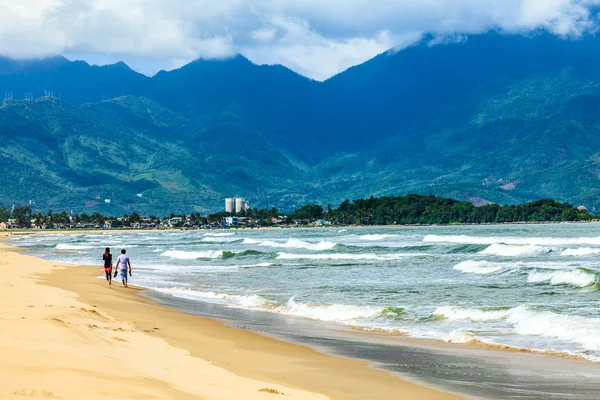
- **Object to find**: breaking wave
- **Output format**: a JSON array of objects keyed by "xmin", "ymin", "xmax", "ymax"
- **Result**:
[
  {"xmin": 238, "ymin": 262, "xmax": 278, "ymax": 268},
  {"xmin": 507, "ymin": 307, "xmax": 600, "ymax": 354},
  {"xmin": 161, "ymin": 250, "xmax": 224, "ymax": 259},
  {"xmin": 527, "ymin": 269, "xmax": 597, "ymax": 288},
  {"xmin": 433, "ymin": 305, "xmax": 600, "ymax": 355},
  {"xmin": 479, "ymin": 243, "xmax": 550, "ymax": 257},
  {"xmin": 242, "ymin": 238, "xmax": 337, "ymax": 251},
  {"xmin": 151, "ymin": 288, "xmax": 402, "ymax": 326},
  {"xmin": 358, "ymin": 234, "xmax": 399, "ymax": 241},
  {"xmin": 453, "ymin": 260, "xmax": 504, "ymax": 275},
  {"xmin": 55, "ymin": 243, "xmax": 97, "ymax": 250},
  {"xmin": 561, "ymin": 248, "xmax": 600, "ymax": 257},
  {"xmin": 433, "ymin": 306, "xmax": 511, "ymax": 322},
  {"xmin": 424, "ymin": 235, "xmax": 600, "ymax": 246},
  {"xmin": 275, "ymin": 252, "xmax": 418, "ymax": 261},
  {"xmin": 200, "ymin": 236, "xmax": 240, "ymax": 243}
]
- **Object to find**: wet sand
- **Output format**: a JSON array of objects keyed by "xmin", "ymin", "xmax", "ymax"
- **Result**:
[{"xmin": 146, "ymin": 290, "xmax": 600, "ymax": 400}]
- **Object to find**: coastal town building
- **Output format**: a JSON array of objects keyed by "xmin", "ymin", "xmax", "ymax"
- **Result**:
[{"xmin": 225, "ymin": 197, "xmax": 250, "ymax": 213}]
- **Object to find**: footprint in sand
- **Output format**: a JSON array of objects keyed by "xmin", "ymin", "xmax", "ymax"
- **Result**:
[
  {"xmin": 47, "ymin": 317, "xmax": 67, "ymax": 324},
  {"xmin": 80, "ymin": 308, "xmax": 106, "ymax": 319},
  {"xmin": 11, "ymin": 388, "xmax": 61, "ymax": 398},
  {"xmin": 112, "ymin": 337, "xmax": 128, "ymax": 343},
  {"xmin": 258, "ymin": 388, "xmax": 284, "ymax": 395}
]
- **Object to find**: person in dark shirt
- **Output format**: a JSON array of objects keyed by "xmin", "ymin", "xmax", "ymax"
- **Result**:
[{"xmin": 103, "ymin": 247, "xmax": 113, "ymax": 285}]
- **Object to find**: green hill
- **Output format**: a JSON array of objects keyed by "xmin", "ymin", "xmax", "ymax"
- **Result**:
[{"xmin": 2, "ymin": 33, "xmax": 600, "ymax": 213}]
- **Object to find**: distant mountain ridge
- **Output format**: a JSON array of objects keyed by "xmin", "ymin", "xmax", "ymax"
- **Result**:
[{"xmin": 1, "ymin": 32, "xmax": 600, "ymax": 214}]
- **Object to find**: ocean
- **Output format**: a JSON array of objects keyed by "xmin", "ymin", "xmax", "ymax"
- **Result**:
[{"xmin": 13, "ymin": 223, "xmax": 600, "ymax": 364}]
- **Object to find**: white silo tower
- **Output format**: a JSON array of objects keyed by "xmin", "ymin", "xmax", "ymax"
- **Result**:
[
  {"xmin": 225, "ymin": 198, "xmax": 234, "ymax": 213},
  {"xmin": 235, "ymin": 197, "xmax": 245, "ymax": 213}
]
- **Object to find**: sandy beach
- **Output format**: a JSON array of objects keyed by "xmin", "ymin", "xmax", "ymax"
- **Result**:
[{"xmin": 0, "ymin": 234, "xmax": 461, "ymax": 400}]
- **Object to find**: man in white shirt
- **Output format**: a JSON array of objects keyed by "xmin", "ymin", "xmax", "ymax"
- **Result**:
[{"xmin": 115, "ymin": 249, "xmax": 132, "ymax": 288}]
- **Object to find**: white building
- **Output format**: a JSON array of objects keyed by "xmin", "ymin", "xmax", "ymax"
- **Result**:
[
  {"xmin": 225, "ymin": 198, "xmax": 235, "ymax": 213},
  {"xmin": 234, "ymin": 197, "xmax": 250, "ymax": 213},
  {"xmin": 225, "ymin": 197, "xmax": 250, "ymax": 213}
]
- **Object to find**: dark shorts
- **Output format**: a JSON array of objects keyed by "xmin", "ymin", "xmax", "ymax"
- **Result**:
[{"xmin": 120, "ymin": 269, "xmax": 128, "ymax": 280}]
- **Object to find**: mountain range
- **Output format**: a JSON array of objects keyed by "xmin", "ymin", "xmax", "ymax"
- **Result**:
[{"xmin": 1, "ymin": 32, "xmax": 600, "ymax": 214}]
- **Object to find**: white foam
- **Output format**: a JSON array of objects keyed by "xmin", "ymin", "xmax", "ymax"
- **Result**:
[
  {"xmin": 434, "ymin": 305, "xmax": 600, "ymax": 355},
  {"xmin": 358, "ymin": 234, "xmax": 399, "ymax": 241},
  {"xmin": 479, "ymin": 243, "xmax": 549, "ymax": 257},
  {"xmin": 200, "ymin": 236, "xmax": 239, "ymax": 243},
  {"xmin": 443, "ymin": 330, "xmax": 477, "ymax": 343},
  {"xmin": 139, "ymin": 264, "xmax": 239, "ymax": 272},
  {"xmin": 561, "ymin": 248, "xmax": 600, "ymax": 257},
  {"xmin": 275, "ymin": 252, "xmax": 416, "ymax": 261},
  {"xmin": 453, "ymin": 260, "xmax": 504, "ymax": 275},
  {"xmin": 55, "ymin": 243, "xmax": 96, "ymax": 250},
  {"xmin": 161, "ymin": 250, "xmax": 224, "ymax": 259},
  {"xmin": 204, "ymin": 232, "xmax": 235, "ymax": 237},
  {"xmin": 433, "ymin": 306, "xmax": 511, "ymax": 322},
  {"xmin": 243, "ymin": 238, "xmax": 337, "ymax": 251},
  {"xmin": 154, "ymin": 288, "xmax": 270, "ymax": 308},
  {"xmin": 152, "ymin": 289, "xmax": 381, "ymax": 324},
  {"xmin": 507, "ymin": 306, "xmax": 600, "ymax": 353},
  {"xmin": 239, "ymin": 262, "xmax": 277, "ymax": 268},
  {"xmin": 527, "ymin": 269, "xmax": 597, "ymax": 288},
  {"xmin": 273, "ymin": 297, "xmax": 383, "ymax": 323},
  {"xmin": 424, "ymin": 235, "xmax": 600, "ymax": 246}
]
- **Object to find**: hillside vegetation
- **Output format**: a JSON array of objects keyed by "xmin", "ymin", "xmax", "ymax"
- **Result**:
[{"xmin": 1, "ymin": 33, "xmax": 600, "ymax": 213}]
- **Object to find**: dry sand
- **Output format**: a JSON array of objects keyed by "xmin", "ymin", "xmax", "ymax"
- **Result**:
[{"xmin": 0, "ymin": 235, "xmax": 462, "ymax": 400}]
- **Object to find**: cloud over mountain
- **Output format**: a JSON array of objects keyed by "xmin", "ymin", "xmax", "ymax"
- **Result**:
[{"xmin": 1, "ymin": 0, "xmax": 599, "ymax": 79}]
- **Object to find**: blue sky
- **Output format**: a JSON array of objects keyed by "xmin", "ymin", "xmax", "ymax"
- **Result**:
[{"xmin": 1, "ymin": 0, "xmax": 599, "ymax": 80}]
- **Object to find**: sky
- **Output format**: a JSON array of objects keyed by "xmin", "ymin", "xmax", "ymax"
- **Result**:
[{"xmin": 0, "ymin": 0, "xmax": 599, "ymax": 81}]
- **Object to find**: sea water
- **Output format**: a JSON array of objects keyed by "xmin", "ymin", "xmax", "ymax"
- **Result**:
[{"xmin": 13, "ymin": 224, "xmax": 600, "ymax": 362}]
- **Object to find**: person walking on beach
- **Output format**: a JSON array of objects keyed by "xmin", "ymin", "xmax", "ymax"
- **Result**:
[
  {"xmin": 115, "ymin": 249, "xmax": 132, "ymax": 288},
  {"xmin": 103, "ymin": 247, "xmax": 113, "ymax": 286}
]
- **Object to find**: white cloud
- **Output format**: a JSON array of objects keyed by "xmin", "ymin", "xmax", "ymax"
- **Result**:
[{"xmin": 0, "ymin": 0, "xmax": 599, "ymax": 80}]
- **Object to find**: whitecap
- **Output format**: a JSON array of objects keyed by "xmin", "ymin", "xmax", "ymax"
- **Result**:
[
  {"xmin": 424, "ymin": 235, "xmax": 600, "ymax": 246},
  {"xmin": 453, "ymin": 260, "xmax": 504, "ymax": 275},
  {"xmin": 238, "ymin": 262, "xmax": 277, "ymax": 268},
  {"xmin": 275, "ymin": 252, "xmax": 416, "ymax": 261},
  {"xmin": 561, "ymin": 248, "xmax": 600, "ymax": 257},
  {"xmin": 507, "ymin": 306, "xmax": 600, "ymax": 353},
  {"xmin": 55, "ymin": 243, "xmax": 96, "ymax": 250},
  {"xmin": 272, "ymin": 297, "xmax": 384, "ymax": 323},
  {"xmin": 200, "ymin": 236, "xmax": 240, "ymax": 243},
  {"xmin": 358, "ymin": 234, "xmax": 399, "ymax": 241},
  {"xmin": 527, "ymin": 269, "xmax": 597, "ymax": 288},
  {"xmin": 433, "ymin": 306, "xmax": 512, "ymax": 322},
  {"xmin": 243, "ymin": 238, "xmax": 336, "ymax": 251},
  {"xmin": 479, "ymin": 243, "xmax": 550, "ymax": 257},
  {"xmin": 161, "ymin": 250, "xmax": 224, "ymax": 259}
]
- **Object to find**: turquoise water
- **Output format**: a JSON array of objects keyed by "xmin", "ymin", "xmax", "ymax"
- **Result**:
[{"xmin": 13, "ymin": 224, "xmax": 600, "ymax": 361}]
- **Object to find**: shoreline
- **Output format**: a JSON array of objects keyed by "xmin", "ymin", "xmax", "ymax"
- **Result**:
[
  {"xmin": 0, "ymin": 236, "xmax": 462, "ymax": 400},
  {"xmin": 9, "ymin": 227, "xmax": 600, "ymax": 364}
]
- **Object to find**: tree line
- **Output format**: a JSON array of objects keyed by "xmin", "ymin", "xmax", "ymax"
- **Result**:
[
  {"xmin": 322, "ymin": 195, "xmax": 594, "ymax": 225},
  {"xmin": 1, "ymin": 195, "xmax": 595, "ymax": 228}
]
